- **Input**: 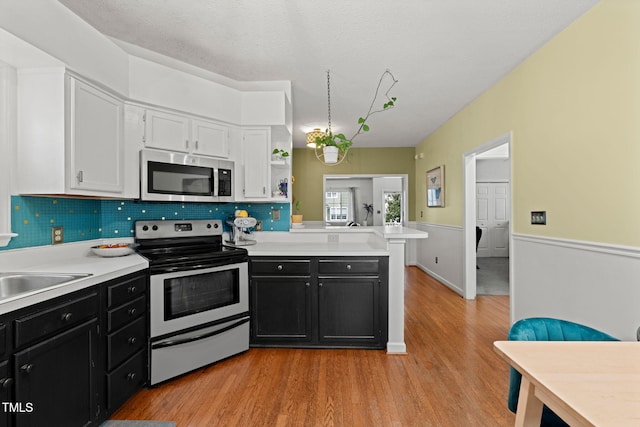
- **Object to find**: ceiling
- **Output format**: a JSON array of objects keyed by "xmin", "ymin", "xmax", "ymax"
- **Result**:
[{"xmin": 58, "ymin": 0, "xmax": 599, "ymax": 149}]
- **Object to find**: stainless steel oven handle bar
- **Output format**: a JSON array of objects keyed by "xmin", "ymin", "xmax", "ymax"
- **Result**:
[{"xmin": 151, "ymin": 315, "xmax": 250, "ymax": 349}]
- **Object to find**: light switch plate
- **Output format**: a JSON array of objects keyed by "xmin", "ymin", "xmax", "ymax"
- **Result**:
[{"xmin": 531, "ymin": 211, "xmax": 546, "ymax": 225}]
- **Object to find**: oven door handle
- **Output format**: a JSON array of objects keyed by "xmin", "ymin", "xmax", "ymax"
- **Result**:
[{"xmin": 151, "ymin": 316, "xmax": 250, "ymax": 349}]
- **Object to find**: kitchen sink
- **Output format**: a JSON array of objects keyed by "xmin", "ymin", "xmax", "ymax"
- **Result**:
[{"xmin": 0, "ymin": 272, "xmax": 92, "ymax": 301}]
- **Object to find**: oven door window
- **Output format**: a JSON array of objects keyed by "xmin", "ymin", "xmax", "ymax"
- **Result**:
[
  {"xmin": 164, "ymin": 269, "xmax": 239, "ymax": 320},
  {"xmin": 148, "ymin": 161, "xmax": 213, "ymax": 196}
]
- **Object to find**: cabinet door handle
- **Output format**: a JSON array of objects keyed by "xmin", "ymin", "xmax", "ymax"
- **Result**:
[
  {"xmin": 126, "ymin": 373, "xmax": 137, "ymax": 382},
  {"xmin": 277, "ymin": 264, "xmax": 283, "ymax": 271},
  {"xmin": 128, "ymin": 308, "xmax": 137, "ymax": 317},
  {"xmin": 76, "ymin": 170, "xmax": 84, "ymax": 183},
  {"xmin": 319, "ymin": 282, "xmax": 323, "ymax": 287},
  {"xmin": 185, "ymin": 140, "xmax": 189, "ymax": 150},
  {"xmin": 61, "ymin": 312, "xmax": 73, "ymax": 322},
  {"xmin": 346, "ymin": 264, "xmax": 352, "ymax": 270},
  {"xmin": 20, "ymin": 364, "xmax": 34, "ymax": 374},
  {"xmin": 195, "ymin": 140, "xmax": 199, "ymax": 150},
  {"xmin": 305, "ymin": 282, "xmax": 310, "ymax": 287},
  {"xmin": 128, "ymin": 286, "xmax": 137, "ymax": 294},
  {"xmin": 0, "ymin": 377, "xmax": 13, "ymax": 389},
  {"xmin": 128, "ymin": 337, "xmax": 137, "ymax": 345}
]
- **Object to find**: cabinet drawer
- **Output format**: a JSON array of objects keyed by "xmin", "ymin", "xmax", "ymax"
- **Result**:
[
  {"xmin": 14, "ymin": 293, "xmax": 98, "ymax": 348},
  {"xmin": 318, "ymin": 259, "xmax": 379, "ymax": 276},
  {"xmin": 107, "ymin": 349, "xmax": 146, "ymax": 410},
  {"xmin": 108, "ymin": 296, "xmax": 146, "ymax": 333},
  {"xmin": 108, "ymin": 317, "xmax": 146, "ymax": 370},
  {"xmin": 107, "ymin": 274, "xmax": 146, "ymax": 308},
  {"xmin": 252, "ymin": 260, "xmax": 311, "ymax": 276}
]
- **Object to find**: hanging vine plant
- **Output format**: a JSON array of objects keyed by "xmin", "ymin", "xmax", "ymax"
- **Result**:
[{"xmin": 314, "ymin": 69, "xmax": 398, "ymax": 165}]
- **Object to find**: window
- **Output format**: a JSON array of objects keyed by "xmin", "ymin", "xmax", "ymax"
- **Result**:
[
  {"xmin": 325, "ymin": 189, "xmax": 353, "ymax": 223},
  {"xmin": 384, "ymin": 192, "xmax": 402, "ymax": 225}
]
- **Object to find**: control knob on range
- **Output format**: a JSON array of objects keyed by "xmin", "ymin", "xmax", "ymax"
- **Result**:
[
  {"xmin": 142, "ymin": 225, "xmax": 149, "ymax": 231},
  {"xmin": 152, "ymin": 225, "xmax": 158, "ymax": 231}
]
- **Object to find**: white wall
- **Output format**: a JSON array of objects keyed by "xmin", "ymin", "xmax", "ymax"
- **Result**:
[
  {"xmin": 128, "ymin": 56, "xmax": 242, "ymax": 124},
  {"xmin": 512, "ymin": 234, "xmax": 640, "ymax": 341},
  {"xmin": 0, "ymin": 0, "xmax": 129, "ymax": 94},
  {"xmin": 414, "ymin": 223, "xmax": 464, "ymax": 294}
]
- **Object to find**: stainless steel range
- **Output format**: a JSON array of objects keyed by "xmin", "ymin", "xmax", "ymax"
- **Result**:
[{"xmin": 135, "ymin": 219, "xmax": 249, "ymax": 385}]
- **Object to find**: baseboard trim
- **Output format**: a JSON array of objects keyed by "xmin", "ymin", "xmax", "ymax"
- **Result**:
[
  {"xmin": 386, "ymin": 341, "xmax": 407, "ymax": 354},
  {"xmin": 415, "ymin": 263, "xmax": 463, "ymax": 296}
]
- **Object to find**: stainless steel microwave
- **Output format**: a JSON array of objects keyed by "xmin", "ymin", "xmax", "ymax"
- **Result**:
[{"xmin": 140, "ymin": 149, "xmax": 233, "ymax": 202}]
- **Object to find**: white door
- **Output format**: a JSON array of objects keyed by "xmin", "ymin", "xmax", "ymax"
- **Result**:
[
  {"xmin": 242, "ymin": 129, "xmax": 269, "ymax": 198},
  {"xmin": 191, "ymin": 119, "xmax": 229, "ymax": 158},
  {"xmin": 69, "ymin": 78, "xmax": 124, "ymax": 193},
  {"xmin": 476, "ymin": 182, "xmax": 509, "ymax": 257},
  {"xmin": 144, "ymin": 109, "xmax": 190, "ymax": 153}
]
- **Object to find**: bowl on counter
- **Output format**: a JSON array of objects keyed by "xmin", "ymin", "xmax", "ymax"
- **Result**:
[{"xmin": 90, "ymin": 243, "xmax": 136, "ymax": 257}]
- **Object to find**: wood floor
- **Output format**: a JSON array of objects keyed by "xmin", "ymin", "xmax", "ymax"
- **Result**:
[{"xmin": 111, "ymin": 267, "xmax": 515, "ymax": 426}]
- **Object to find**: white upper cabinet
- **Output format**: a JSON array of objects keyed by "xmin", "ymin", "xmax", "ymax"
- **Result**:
[
  {"xmin": 241, "ymin": 128, "xmax": 270, "ymax": 199},
  {"xmin": 143, "ymin": 109, "xmax": 190, "ymax": 153},
  {"xmin": 191, "ymin": 119, "xmax": 229, "ymax": 158},
  {"xmin": 144, "ymin": 109, "xmax": 229, "ymax": 158},
  {"xmin": 17, "ymin": 69, "xmax": 125, "ymax": 196},
  {"xmin": 68, "ymin": 78, "xmax": 124, "ymax": 193}
]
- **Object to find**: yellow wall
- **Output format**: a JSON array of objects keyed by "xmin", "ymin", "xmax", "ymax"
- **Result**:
[
  {"xmin": 415, "ymin": 0, "xmax": 640, "ymax": 246},
  {"xmin": 292, "ymin": 147, "xmax": 416, "ymax": 221}
]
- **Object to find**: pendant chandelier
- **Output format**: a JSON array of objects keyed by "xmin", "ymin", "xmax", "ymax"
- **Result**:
[{"xmin": 307, "ymin": 69, "xmax": 398, "ymax": 166}]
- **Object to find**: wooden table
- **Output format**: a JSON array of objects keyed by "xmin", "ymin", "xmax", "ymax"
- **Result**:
[{"xmin": 493, "ymin": 341, "xmax": 640, "ymax": 427}]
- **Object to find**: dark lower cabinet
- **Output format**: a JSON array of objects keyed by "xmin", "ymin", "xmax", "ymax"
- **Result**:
[
  {"xmin": 0, "ymin": 359, "xmax": 11, "ymax": 427},
  {"xmin": 0, "ymin": 269, "xmax": 148, "ymax": 427},
  {"xmin": 102, "ymin": 272, "xmax": 148, "ymax": 414},
  {"xmin": 318, "ymin": 277, "xmax": 381, "ymax": 347},
  {"xmin": 14, "ymin": 318, "xmax": 98, "ymax": 427},
  {"xmin": 250, "ymin": 256, "xmax": 388, "ymax": 349},
  {"xmin": 251, "ymin": 277, "xmax": 312, "ymax": 343}
]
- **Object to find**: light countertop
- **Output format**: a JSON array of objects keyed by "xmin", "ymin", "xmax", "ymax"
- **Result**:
[
  {"xmin": 0, "ymin": 239, "xmax": 148, "ymax": 314},
  {"xmin": 289, "ymin": 223, "xmax": 429, "ymax": 240},
  {"xmin": 246, "ymin": 241, "xmax": 389, "ymax": 257},
  {"xmin": 0, "ymin": 225, "xmax": 428, "ymax": 314}
]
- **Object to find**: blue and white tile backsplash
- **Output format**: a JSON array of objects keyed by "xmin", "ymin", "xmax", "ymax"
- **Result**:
[{"xmin": 2, "ymin": 195, "xmax": 290, "ymax": 250}]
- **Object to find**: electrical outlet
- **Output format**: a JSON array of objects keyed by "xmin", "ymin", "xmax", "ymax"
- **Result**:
[
  {"xmin": 51, "ymin": 226, "xmax": 64, "ymax": 245},
  {"xmin": 328, "ymin": 234, "xmax": 339, "ymax": 243},
  {"xmin": 272, "ymin": 209, "xmax": 280, "ymax": 220},
  {"xmin": 531, "ymin": 211, "xmax": 547, "ymax": 225}
]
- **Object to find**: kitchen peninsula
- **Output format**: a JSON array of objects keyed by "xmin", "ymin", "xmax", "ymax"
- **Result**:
[{"xmin": 247, "ymin": 224, "xmax": 428, "ymax": 353}]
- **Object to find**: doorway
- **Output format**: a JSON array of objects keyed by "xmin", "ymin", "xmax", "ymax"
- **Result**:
[{"xmin": 462, "ymin": 133, "xmax": 513, "ymax": 319}]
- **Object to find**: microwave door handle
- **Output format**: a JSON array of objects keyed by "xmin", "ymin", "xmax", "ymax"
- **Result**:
[{"xmin": 213, "ymin": 167, "xmax": 220, "ymax": 197}]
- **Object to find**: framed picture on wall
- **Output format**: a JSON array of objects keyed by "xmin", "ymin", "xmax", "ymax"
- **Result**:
[{"xmin": 427, "ymin": 165, "xmax": 444, "ymax": 207}]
